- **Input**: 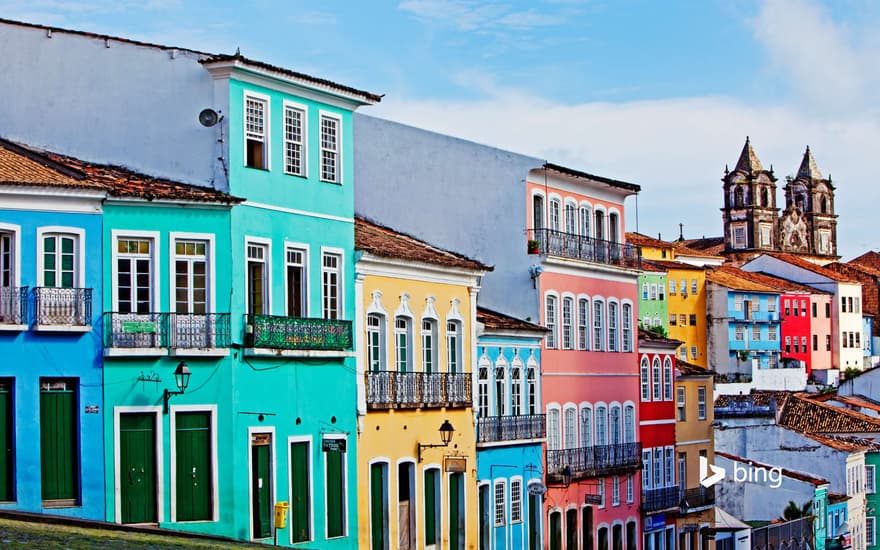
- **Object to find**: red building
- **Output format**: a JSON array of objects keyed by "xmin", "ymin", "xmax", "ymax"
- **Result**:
[{"xmin": 638, "ymin": 329, "xmax": 680, "ymax": 550}]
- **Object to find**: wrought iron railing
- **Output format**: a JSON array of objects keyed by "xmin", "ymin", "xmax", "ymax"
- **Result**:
[
  {"xmin": 679, "ymin": 486, "xmax": 715, "ymax": 511},
  {"xmin": 528, "ymin": 229, "xmax": 641, "ymax": 268},
  {"xmin": 547, "ymin": 442, "xmax": 642, "ymax": 480},
  {"xmin": 477, "ymin": 414, "xmax": 546, "ymax": 443},
  {"xmin": 105, "ymin": 312, "xmax": 231, "ymax": 349},
  {"xmin": 366, "ymin": 371, "xmax": 472, "ymax": 409},
  {"xmin": 34, "ymin": 287, "xmax": 91, "ymax": 326},
  {"xmin": 641, "ymin": 486, "xmax": 681, "ymax": 513},
  {"xmin": 0, "ymin": 286, "xmax": 28, "ymax": 324},
  {"xmin": 752, "ymin": 517, "xmax": 813, "ymax": 550},
  {"xmin": 246, "ymin": 314, "xmax": 352, "ymax": 351}
]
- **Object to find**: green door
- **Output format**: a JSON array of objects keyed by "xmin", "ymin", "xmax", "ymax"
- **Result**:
[
  {"xmin": 0, "ymin": 382, "xmax": 13, "ymax": 501},
  {"xmin": 120, "ymin": 413, "xmax": 157, "ymax": 523},
  {"xmin": 175, "ymin": 412, "xmax": 212, "ymax": 521},
  {"xmin": 290, "ymin": 441, "xmax": 311, "ymax": 543},
  {"xmin": 370, "ymin": 463, "xmax": 387, "ymax": 550},
  {"xmin": 449, "ymin": 472, "xmax": 463, "ymax": 550},
  {"xmin": 251, "ymin": 435, "xmax": 272, "ymax": 539},
  {"xmin": 40, "ymin": 381, "xmax": 78, "ymax": 502},
  {"xmin": 528, "ymin": 494, "xmax": 539, "ymax": 550},
  {"xmin": 326, "ymin": 448, "xmax": 345, "ymax": 538}
]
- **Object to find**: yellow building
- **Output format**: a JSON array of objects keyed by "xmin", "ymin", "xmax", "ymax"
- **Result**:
[
  {"xmin": 626, "ymin": 232, "xmax": 677, "ymax": 261},
  {"xmin": 354, "ymin": 218, "xmax": 490, "ymax": 550},
  {"xmin": 675, "ymin": 361, "xmax": 716, "ymax": 550},
  {"xmin": 647, "ymin": 260, "xmax": 710, "ymax": 368}
]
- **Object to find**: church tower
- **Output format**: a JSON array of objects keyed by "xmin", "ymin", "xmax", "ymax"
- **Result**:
[
  {"xmin": 721, "ymin": 137, "xmax": 779, "ymax": 256},
  {"xmin": 779, "ymin": 146, "xmax": 838, "ymax": 260}
]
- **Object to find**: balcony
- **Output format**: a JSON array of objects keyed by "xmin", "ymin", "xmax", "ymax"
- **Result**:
[
  {"xmin": 33, "ymin": 287, "xmax": 92, "ymax": 331},
  {"xmin": 477, "ymin": 414, "xmax": 545, "ymax": 444},
  {"xmin": 547, "ymin": 442, "xmax": 642, "ymax": 482},
  {"xmin": 104, "ymin": 312, "xmax": 231, "ymax": 355},
  {"xmin": 528, "ymin": 229, "xmax": 641, "ymax": 269},
  {"xmin": 246, "ymin": 314, "xmax": 352, "ymax": 354},
  {"xmin": 641, "ymin": 486, "xmax": 681, "ymax": 513},
  {"xmin": 0, "ymin": 286, "xmax": 28, "ymax": 328},
  {"xmin": 679, "ymin": 486, "xmax": 715, "ymax": 512},
  {"xmin": 366, "ymin": 371, "xmax": 471, "ymax": 409}
]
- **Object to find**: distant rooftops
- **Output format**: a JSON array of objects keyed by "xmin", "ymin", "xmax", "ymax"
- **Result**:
[
  {"xmin": 755, "ymin": 252, "xmax": 857, "ymax": 283},
  {"xmin": 477, "ymin": 307, "xmax": 548, "ymax": 333},
  {"xmin": 714, "ymin": 451, "xmax": 829, "ymax": 486}
]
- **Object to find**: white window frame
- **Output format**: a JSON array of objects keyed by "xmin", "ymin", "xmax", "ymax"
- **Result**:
[
  {"xmin": 652, "ymin": 358, "xmax": 662, "ymax": 401},
  {"xmin": 663, "ymin": 357, "xmax": 673, "ymax": 401},
  {"xmin": 697, "ymin": 386, "xmax": 707, "ymax": 420},
  {"xmin": 622, "ymin": 302, "xmax": 632, "ymax": 352},
  {"xmin": 866, "ymin": 465, "xmax": 875, "ymax": 494},
  {"xmin": 421, "ymin": 316, "xmax": 439, "ymax": 373},
  {"xmin": 868, "ymin": 516, "xmax": 876, "ymax": 547},
  {"xmin": 170, "ymin": 232, "xmax": 216, "ymax": 314},
  {"xmin": 284, "ymin": 242, "xmax": 309, "ymax": 318},
  {"xmin": 283, "ymin": 100, "xmax": 308, "ymax": 177},
  {"xmin": 669, "ymin": 279, "xmax": 676, "ymax": 295},
  {"xmin": 394, "ymin": 315, "xmax": 413, "ymax": 372},
  {"xmin": 549, "ymin": 198, "xmax": 561, "ymax": 231},
  {"xmin": 446, "ymin": 319, "xmax": 463, "ymax": 373},
  {"xmin": 563, "ymin": 405, "xmax": 577, "ymax": 449},
  {"xmin": 677, "ymin": 387, "xmax": 686, "ymax": 421},
  {"xmin": 510, "ymin": 477, "xmax": 523, "ymax": 523},
  {"xmin": 321, "ymin": 247, "xmax": 344, "ymax": 320},
  {"xmin": 608, "ymin": 300, "xmax": 619, "ymax": 352},
  {"xmin": 366, "ymin": 313, "xmax": 386, "ymax": 372},
  {"xmin": 562, "ymin": 296, "xmax": 574, "ymax": 350},
  {"xmin": 244, "ymin": 91, "xmax": 271, "ymax": 170},
  {"xmin": 626, "ymin": 474, "xmax": 634, "ymax": 503},
  {"xmin": 319, "ymin": 111, "xmax": 343, "ymax": 184},
  {"xmin": 37, "ymin": 226, "xmax": 86, "ymax": 289},
  {"xmin": 612, "ymin": 475, "xmax": 620, "ymax": 506},
  {"xmin": 494, "ymin": 479, "xmax": 506, "ymax": 526},
  {"xmin": 478, "ymin": 356, "xmax": 491, "ymax": 418},
  {"xmin": 579, "ymin": 404, "xmax": 593, "ymax": 447},
  {"xmin": 577, "ymin": 297, "xmax": 590, "ymax": 350},
  {"xmin": 640, "ymin": 357, "xmax": 650, "ymax": 402},
  {"xmin": 0, "ymin": 222, "xmax": 22, "ymax": 290},
  {"xmin": 245, "ymin": 237, "xmax": 272, "ymax": 316},
  {"xmin": 111, "ymin": 230, "xmax": 159, "ymax": 313},
  {"xmin": 545, "ymin": 293, "xmax": 558, "ymax": 349},
  {"xmin": 547, "ymin": 405, "xmax": 561, "ymax": 450},
  {"xmin": 511, "ymin": 357, "xmax": 523, "ymax": 417},
  {"xmin": 593, "ymin": 299, "xmax": 605, "ymax": 351}
]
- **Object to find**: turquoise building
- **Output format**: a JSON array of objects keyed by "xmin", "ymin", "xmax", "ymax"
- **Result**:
[{"xmin": 475, "ymin": 307, "xmax": 547, "ymax": 550}]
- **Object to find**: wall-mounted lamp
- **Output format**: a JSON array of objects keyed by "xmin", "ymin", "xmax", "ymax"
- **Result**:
[
  {"xmin": 417, "ymin": 419, "xmax": 455, "ymax": 462},
  {"xmin": 163, "ymin": 361, "xmax": 192, "ymax": 414}
]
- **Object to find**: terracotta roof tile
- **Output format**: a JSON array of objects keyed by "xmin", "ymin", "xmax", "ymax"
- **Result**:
[
  {"xmin": 626, "ymin": 232, "xmax": 672, "ymax": 249},
  {"xmin": 643, "ymin": 259, "xmax": 706, "ymax": 271},
  {"xmin": 707, "ymin": 266, "xmax": 780, "ymax": 293},
  {"xmin": 850, "ymin": 251, "xmax": 880, "ymax": 271},
  {"xmin": 477, "ymin": 307, "xmax": 548, "ymax": 333},
  {"xmin": 714, "ymin": 390, "xmax": 793, "ymax": 409},
  {"xmin": 828, "ymin": 492, "xmax": 850, "ymax": 504},
  {"xmin": 676, "ymin": 359, "xmax": 711, "ymax": 376},
  {"xmin": 674, "ymin": 241, "xmax": 725, "ymax": 259},
  {"xmin": 715, "ymin": 451, "xmax": 829, "ymax": 486},
  {"xmin": 761, "ymin": 252, "xmax": 857, "ymax": 283},
  {"xmin": 0, "ymin": 140, "xmax": 96, "ymax": 189},
  {"xmin": 725, "ymin": 267, "xmax": 830, "ymax": 294},
  {"xmin": 777, "ymin": 393, "xmax": 880, "ymax": 434},
  {"xmin": 355, "ymin": 217, "xmax": 492, "ymax": 272},
  {"xmin": 681, "ymin": 237, "xmax": 726, "ymax": 256},
  {"xmin": 638, "ymin": 327, "xmax": 682, "ymax": 347},
  {"xmin": 804, "ymin": 433, "xmax": 880, "ymax": 452}
]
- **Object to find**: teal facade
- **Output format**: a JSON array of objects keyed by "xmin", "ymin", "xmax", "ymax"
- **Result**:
[
  {"xmin": 867, "ymin": 452, "xmax": 880, "ymax": 550},
  {"xmin": 638, "ymin": 272, "xmax": 668, "ymax": 334}
]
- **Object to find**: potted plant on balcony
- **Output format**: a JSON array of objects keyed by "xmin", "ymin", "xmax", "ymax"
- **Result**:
[{"xmin": 527, "ymin": 239, "xmax": 540, "ymax": 254}]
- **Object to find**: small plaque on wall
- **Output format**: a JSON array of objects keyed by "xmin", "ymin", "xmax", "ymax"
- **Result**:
[{"xmin": 444, "ymin": 457, "xmax": 466, "ymax": 472}]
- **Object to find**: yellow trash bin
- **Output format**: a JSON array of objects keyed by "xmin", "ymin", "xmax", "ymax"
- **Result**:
[{"xmin": 274, "ymin": 501, "xmax": 289, "ymax": 529}]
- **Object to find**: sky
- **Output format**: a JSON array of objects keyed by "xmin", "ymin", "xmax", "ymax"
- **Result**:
[{"xmin": 2, "ymin": 0, "xmax": 878, "ymax": 260}]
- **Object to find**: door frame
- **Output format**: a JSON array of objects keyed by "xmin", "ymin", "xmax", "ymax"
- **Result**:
[
  {"xmin": 114, "ymin": 406, "xmax": 163, "ymax": 524},
  {"xmin": 169, "ymin": 404, "xmax": 219, "ymax": 523},
  {"xmin": 368, "ymin": 457, "xmax": 391, "ymax": 550},
  {"xmin": 247, "ymin": 425, "xmax": 276, "ymax": 541},
  {"xmin": 288, "ymin": 435, "xmax": 315, "ymax": 546}
]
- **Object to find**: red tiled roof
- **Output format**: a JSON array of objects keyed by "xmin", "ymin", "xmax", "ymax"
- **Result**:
[
  {"xmin": 477, "ymin": 307, "xmax": 548, "ymax": 333},
  {"xmin": 707, "ymin": 266, "xmax": 779, "ymax": 293},
  {"xmin": 850, "ymin": 251, "xmax": 880, "ymax": 271},
  {"xmin": 626, "ymin": 232, "xmax": 672, "ymax": 249},
  {"xmin": 804, "ymin": 433, "xmax": 880, "ymax": 452},
  {"xmin": 676, "ymin": 359, "xmax": 711, "ymax": 376},
  {"xmin": 715, "ymin": 451, "xmax": 829, "ymax": 486},
  {"xmin": 355, "ymin": 217, "xmax": 492, "ymax": 272},
  {"xmin": 681, "ymin": 237, "xmax": 726, "ymax": 257},
  {"xmin": 1, "ymin": 139, "xmax": 241, "ymax": 204},
  {"xmin": 726, "ymin": 267, "xmax": 830, "ymax": 294},
  {"xmin": 643, "ymin": 259, "xmax": 706, "ymax": 271},
  {"xmin": 639, "ymin": 261, "xmax": 668, "ymax": 273},
  {"xmin": 777, "ymin": 393, "xmax": 880, "ymax": 434},
  {"xmin": 714, "ymin": 390, "xmax": 793, "ymax": 408},
  {"xmin": 761, "ymin": 252, "xmax": 857, "ymax": 283},
  {"xmin": 638, "ymin": 327, "xmax": 682, "ymax": 347},
  {"xmin": 828, "ymin": 492, "xmax": 850, "ymax": 504},
  {"xmin": 674, "ymin": 241, "xmax": 725, "ymax": 259}
]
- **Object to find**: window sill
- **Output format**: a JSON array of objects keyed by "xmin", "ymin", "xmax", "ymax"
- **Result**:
[
  {"xmin": 283, "ymin": 172, "xmax": 308, "ymax": 179},
  {"xmin": 245, "ymin": 348, "xmax": 355, "ymax": 359},
  {"xmin": 244, "ymin": 165, "xmax": 270, "ymax": 172},
  {"xmin": 171, "ymin": 348, "xmax": 230, "ymax": 358},
  {"xmin": 33, "ymin": 325, "xmax": 92, "ymax": 333},
  {"xmin": 104, "ymin": 347, "xmax": 168, "ymax": 357},
  {"xmin": 320, "ymin": 179, "xmax": 343, "ymax": 186},
  {"xmin": 0, "ymin": 323, "xmax": 28, "ymax": 332}
]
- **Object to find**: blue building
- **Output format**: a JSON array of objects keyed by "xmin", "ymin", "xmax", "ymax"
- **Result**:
[
  {"xmin": 475, "ymin": 307, "xmax": 547, "ymax": 550},
  {"xmin": 0, "ymin": 139, "xmax": 105, "ymax": 519}
]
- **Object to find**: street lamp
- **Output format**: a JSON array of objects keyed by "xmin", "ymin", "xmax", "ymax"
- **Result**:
[
  {"xmin": 418, "ymin": 419, "xmax": 455, "ymax": 462},
  {"xmin": 163, "ymin": 361, "xmax": 192, "ymax": 413}
]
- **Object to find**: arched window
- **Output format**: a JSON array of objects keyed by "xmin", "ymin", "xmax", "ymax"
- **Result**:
[
  {"xmin": 608, "ymin": 302, "xmax": 619, "ymax": 352},
  {"xmin": 366, "ymin": 313, "xmax": 386, "ymax": 372},
  {"xmin": 494, "ymin": 363, "xmax": 507, "ymax": 417},
  {"xmin": 549, "ymin": 199, "xmax": 561, "ymax": 231},
  {"xmin": 624, "ymin": 405, "xmax": 635, "ymax": 443},
  {"xmin": 477, "ymin": 359, "xmax": 490, "ymax": 418},
  {"xmin": 594, "ymin": 210, "xmax": 605, "ymax": 240},
  {"xmin": 578, "ymin": 298, "xmax": 589, "ymax": 350},
  {"xmin": 593, "ymin": 300, "xmax": 604, "ymax": 351},
  {"xmin": 545, "ymin": 295, "xmax": 558, "ymax": 349},
  {"xmin": 663, "ymin": 357, "xmax": 673, "ymax": 401},
  {"xmin": 580, "ymin": 206, "xmax": 592, "ymax": 238},
  {"xmin": 640, "ymin": 357, "xmax": 650, "ymax": 401},
  {"xmin": 395, "ymin": 316, "xmax": 412, "ymax": 372},
  {"xmin": 651, "ymin": 358, "xmax": 662, "ymax": 401},
  {"xmin": 595, "ymin": 405, "xmax": 607, "ymax": 445},
  {"xmin": 562, "ymin": 296, "xmax": 574, "ymax": 350},
  {"xmin": 421, "ymin": 318, "xmax": 437, "ymax": 373},
  {"xmin": 609, "ymin": 405, "xmax": 622, "ymax": 445},
  {"xmin": 511, "ymin": 363, "xmax": 522, "ymax": 416},
  {"xmin": 734, "ymin": 186, "xmax": 744, "ymax": 207},
  {"xmin": 580, "ymin": 406, "xmax": 593, "ymax": 447},
  {"xmin": 564, "ymin": 407, "xmax": 577, "ymax": 449},
  {"xmin": 608, "ymin": 212, "xmax": 619, "ymax": 244},
  {"xmin": 527, "ymin": 363, "xmax": 538, "ymax": 415},
  {"xmin": 446, "ymin": 320, "xmax": 462, "ymax": 373},
  {"xmin": 821, "ymin": 196, "xmax": 829, "ymax": 214},
  {"xmin": 622, "ymin": 303, "xmax": 632, "ymax": 353},
  {"xmin": 565, "ymin": 202, "xmax": 577, "ymax": 234},
  {"xmin": 533, "ymin": 194, "xmax": 545, "ymax": 230},
  {"xmin": 548, "ymin": 408, "xmax": 561, "ymax": 450}
]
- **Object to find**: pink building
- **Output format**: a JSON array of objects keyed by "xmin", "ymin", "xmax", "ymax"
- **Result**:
[{"xmin": 528, "ymin": 165, "xmax": 642, "ymax": 550}]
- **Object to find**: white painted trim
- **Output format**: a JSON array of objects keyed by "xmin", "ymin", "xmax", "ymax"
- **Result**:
[
  {"xmin": 676, "ymin": 439, "xmax": 711, "ymax": 446},
  {"xmin": 244, "ymin": 236, "xmax": 272, "ymax": 316},
  {"xmin": 0, "ymin": 185, "xmax": 104, "ymax": 213},
  {"xmin": 282, "ymin": 99, "xmax": 309, "ymax": 179},
  {"xmin": 639, "ymin": 419, "xmax": 676, "ymax": 426},
  {"xmin": 247, "ymin": 426, "xmax": 277, "ymax": 541},
  {"xmin": 36, "ymin": 226, "xmax": 86, "ymax": 288},
  {"xmin": 287, "ymin": 435, "xmax": 315, "ymax": 545},
  {"xmin": 113, "ymin": 406, "xmax": 163, "ymax": 524},
  {"xmin": 320, "ymin": 246, "xmax": 345, "ymax": 320},
  {"xmin": 357, "ymin": 254, "xmax": 486, "ymax": 288},
  {"xmin": 110, "ymin": 230, "xmax": 161, "ymax": 311},
  {"xmin": 169, "ymin": 404, "xmax": 219, "ymax": 523},
  {"xmin": 242, "ymin": 200, "xmax": 354, "ymax": 224},
  {"xmin": 318, "ymin": 110, "xmax": 344, "ymax": 185},
  {"xmin": 322, "ymin": 433, "xmax": 350, "ymax": 540},
  {"xmin": 168, "ymin": 232, "xmax": 217, "ymax": 314},
  {"xmin": 243, "ymin": 90, "xmax": 272, "ymax": 172},
  {"xmin": 283, "ymin": 241, "xmax": 311, "ymax": 318},
  {"xmin": 0, "ymin": 222, "xmax": 22, "ymax": 288}
]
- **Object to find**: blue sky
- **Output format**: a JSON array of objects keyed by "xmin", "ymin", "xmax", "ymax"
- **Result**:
[{"xmin": 2, "ymin": 0, "xmax": 877, "ymax": 259}]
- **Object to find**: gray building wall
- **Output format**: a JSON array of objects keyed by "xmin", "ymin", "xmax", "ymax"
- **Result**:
[
  {"xmin": 354, "ymin": 113, "xmax": 545, "ymax": 320},
  {"xmin": 707, "ymin": 282, "xmax": 735, "ymax": 375},
  {"xmin": 0, "ymin": 20, "xmax": 220, "ymax": 187}
]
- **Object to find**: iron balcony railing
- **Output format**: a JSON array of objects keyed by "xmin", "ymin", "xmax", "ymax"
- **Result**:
[
  {"xmin": 0, "ymin": 286, "xmax": 28, "ymax": 325},
  {"xmin": 246, "ymin": 314, "xmax": 352, "ymax": 351},
  {"xmin": 641, "ymin": 486, "xmax": 681, "ymax": 513},
  {"xmin": 528, "ymin": 229, "xmax": 641, "ymax": 268},
  {"xmin": 366, "ymin": 371, "xmax": 472, "ymax": 409},
  {"xmin": 679, "ymin": 486, "xmax": 715, "ymax": 511},
  {"xmin": 104, "ymin": 312, "xmax": 231, "ymax": 349},
  {"xmin": 752, "ymin": 517, "xmax": 813, "ymax": 550},
  {"xmin": 547, "ymin": 442, "xmax": 642, "ymax": 481},
  {"xmin": 34, "ymin": 287, "xmax": 91, "ymax": 327},
  {"xmin": 477, "ymin": 414, "xmax": 546, "ymax": 443}
]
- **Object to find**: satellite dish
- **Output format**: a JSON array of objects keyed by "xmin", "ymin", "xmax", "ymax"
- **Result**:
[
  {"xmin": 198, "ymin": 108, "xmax": 221, "ymax": 127},
  {"xmin": 527, "ymin": 481, "xmax": 547, "ymax": 496}
]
